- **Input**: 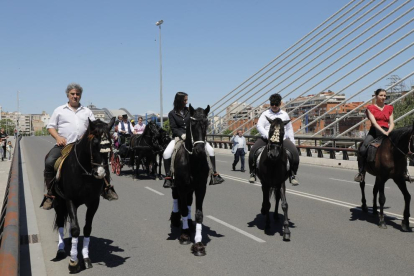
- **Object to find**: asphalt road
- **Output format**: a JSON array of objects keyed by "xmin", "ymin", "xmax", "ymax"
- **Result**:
[{"xmin": 20, "ymin": 136, "xmax": 414, "ymax": 276}]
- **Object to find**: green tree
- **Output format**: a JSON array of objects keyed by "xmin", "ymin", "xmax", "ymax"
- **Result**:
[
  {"xmin": 222, "ymin": 129, "xmax": 232, "ymax": 135},
  {"xmin": 393, "ymin": 94, "xmax": 414, "ymax": 128},
  {"xmin": 0, "ymin": 119, "xmax": 16, "ymax": 135},
  {"xmin": 163, "ymin": 119, "xmax": 171, "ymax": 135},
  {"xmin": 250, "ymin": 127, "xmax": 259, "ymax": 136}
]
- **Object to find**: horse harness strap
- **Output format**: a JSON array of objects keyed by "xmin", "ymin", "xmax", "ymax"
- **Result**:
[{"xmin": 387, "ymin": 135, "xmax": 414, "ymax": 161}]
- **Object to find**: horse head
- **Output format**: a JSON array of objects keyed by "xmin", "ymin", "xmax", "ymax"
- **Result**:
[
  {"xmin": 188, "ymin": 104, "xmax": 210, "ymax": 155},
  {"xmin": 86, "ymin": 117, "xmax": 115, "ymax": 179},
  {"xmin": 265, "ymin": 116, "xmax": 289, "ymax": 160}
]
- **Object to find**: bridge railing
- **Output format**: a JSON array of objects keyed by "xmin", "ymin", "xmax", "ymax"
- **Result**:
[{"xmin": 0, "ymin": 137, "xmax": 21, "ymax": 276}]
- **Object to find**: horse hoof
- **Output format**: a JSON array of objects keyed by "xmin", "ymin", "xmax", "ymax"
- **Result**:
[
  {"xmin": 283, "ymin": 233, "xmax": 291, "ymax": 241},
  {"xmin": 401, "ymin": 221, "xmax": 410, "ymax": 232},
  {"xmin": 84, "ymin": 258, "xmax": 93, "ymax": 269},
  {"xmin": 56, "ymin": 249, "xmax": 66, "ymax": 260},
  {"xmin": 68, "ymin": 259, "xmax": 81, "ymax": 273},
  {"xmin": 179, "ymin": 234, "xmax": 191, "ymax": 245},
  {"xmin": 361, "ymin": 205, "xmax": 368, "ymax": 213},
  {"xmin": 170, "ymin": 212, "xmax": 181, "ymax": 228},
  {"xmin": 191, "ymin": 242, "xmax": 206, "ymax": 256}
]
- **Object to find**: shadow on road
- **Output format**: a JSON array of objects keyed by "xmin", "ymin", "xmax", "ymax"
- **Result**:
[
  {"xmin": 247, "ymin": 213, "xmax": 295, "ymax": 237},
  {"xmin": 167, "ymin": 223, "xmax": 224, "ymax": 245},
  {"xmin": 349, "ymin": 207, "xmax": 412, "ymax": 232}
]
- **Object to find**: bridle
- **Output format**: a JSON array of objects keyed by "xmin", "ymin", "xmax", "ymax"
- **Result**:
[
  {"xmin": 184, "ymin": 116, "xmax": 206, "ymax": 155},
  {"xmin": 74, "ymin": 132, "xmax": 110, "ymax": 176}
]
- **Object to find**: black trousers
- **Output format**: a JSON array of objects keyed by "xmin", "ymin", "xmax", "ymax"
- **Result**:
[
  {"xmin": 1, "ymin": 145, "xmax": 6, "ymax": 159},
  {"xmin": 248, "ymin": 138, "xmax": 299, "ymax": 174},
  {"xmin": 45, "ymin": 145, "xmax": 63, "ymax": 175},
  {"xmin": 359, "ymin": 126, "xmax": 388, "ymax": 157},
  {"xmin": 233, "ymin": 148, "xmax": 245, "ymax": 170}
]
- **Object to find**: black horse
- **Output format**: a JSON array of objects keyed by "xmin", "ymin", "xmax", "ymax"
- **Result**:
[
  {"xmin": 256, "ymin": 117, "xmax": 291, "ymax": 241},
  {"xmin": 358, "ymin": 121, "xmax": 414, "ymax": 231},
  {"xmin": 129, "ymin": 120, "xmax": 164, "ymax": 180},
  {"xmin": 52, "ymin": 117, "xmax": 115, "ymax": 273},
  {"xmin": 170, "ymin": 104, "xmax": 211, "ymax": 256}
]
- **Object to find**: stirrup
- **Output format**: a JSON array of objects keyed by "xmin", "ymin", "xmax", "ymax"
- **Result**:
[
  {"xmin": 163, "ymin": 176, "xmax": 174, "ymax": 188},
  {"xmin": 249, "ymin": 173, "xmax": 256, "ymax": 183},
  {"xmin": 354, "ymin": 173, "xmax": 364, "ymax": 183}
]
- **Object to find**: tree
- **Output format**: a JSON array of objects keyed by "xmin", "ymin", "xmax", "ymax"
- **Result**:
[
  {"xmin": 250, "ymin": 127, "xmax": 259, "ymax": 136},
  {"xmin": 0, "ymin": 119, "xmax": 16, "ymax": 135},
  {"xmin": 222, "ymin": 129, "xmax": 232, "ymax": 135},
  {"xmin": 393, "ymin": 93, "xmax": 414, "ymax": 128},
  {"xmin": 163, "ymin": 119, "xmax": 171, "ymax": 135}
]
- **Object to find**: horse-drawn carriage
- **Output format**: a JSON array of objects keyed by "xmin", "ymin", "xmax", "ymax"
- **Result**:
[{"xmin": 110, "ymin": 134, "xmax": 132, "ymax": 176}]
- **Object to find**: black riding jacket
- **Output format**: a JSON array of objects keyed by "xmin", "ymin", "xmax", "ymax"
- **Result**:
[{"xmin": 168, "ymin": 107, "xmax": 189, "ymax": 138}]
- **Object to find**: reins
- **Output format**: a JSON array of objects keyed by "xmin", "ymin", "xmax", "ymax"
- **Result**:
[
  {"xmin": 386, "ymin": 133, "xmax": 414, "ymax": 161},
  {"xmin": 74, "ymin": 134, "xmax": 109, "ymax": 176},
  {"xmin": 183, "ymin": 116, "xmax": 206, "ymax": 155}
]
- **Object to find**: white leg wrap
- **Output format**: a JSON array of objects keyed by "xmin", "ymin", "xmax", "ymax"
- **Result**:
[
  {"xmin": 182, "ymin": 217, "xmax": 189, "ymax": 229},
  {"xmin": 195, "ymin": 223, "xmax": 202, "ymax": 243},
  {"xmin": 70, "ymin": 237, "xmax": 78, "ymax": 262},
  {"xmin": 187, "ymin": 206, "xmax": 191, "ymax": 220},
  {"xmin": 172, "ymin": 199, "xmax": 179, "ymax": 213},
  {"xmin": 82, "ymin": 237, "xmax": 90, "ymax": 259},
  {"xmin": 58, "ymin": 227, "xmax": 65, "ymax": 250}
]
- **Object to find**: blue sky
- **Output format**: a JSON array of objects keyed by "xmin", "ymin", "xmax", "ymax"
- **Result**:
[{"xmin": 1, "ymin": 0, "xmax": 413, "ymax": 117}]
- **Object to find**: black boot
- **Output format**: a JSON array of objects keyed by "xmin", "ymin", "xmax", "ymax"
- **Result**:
[
  {"xmin": 41, "ymin": 172, "xmax": 55, "ymax": 210},
  {"xmin": 248, "ymin": 156, "xmax": 256, "ymax": 183},
  {"xmin": 354, "ymin": 155, "xmax": 365, "ymax": 182},
  {"xmin": 209, "ymin": 156, "xmax": 224, "ymax": 185},
  {"xmin": 163, "ymin": 158, "xmax": 174, "ymax": 188}
]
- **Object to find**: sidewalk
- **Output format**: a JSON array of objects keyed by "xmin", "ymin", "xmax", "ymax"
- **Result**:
[{"xmin": 0, "ymin": 138, "xmax": 16, "ymax": 202}]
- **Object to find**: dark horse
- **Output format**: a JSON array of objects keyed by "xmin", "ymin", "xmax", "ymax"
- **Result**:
[
  {"xmin": 256, "ymin": 117, "xmax": 291, "ymax": 241},
  {"xmin": 129, "ymin": 120, "xmax": 165, "ymax": 180},
  {"xmin": 171, "ymin": 104, "xmax": 210, "ymax": 256},
  {"xmin": 52, "ymin": 117, "xmax": 115, "ymax": 273},
  {"xmin": 358, "ymin": 121, "xmax": 414, "ymax": 231}
]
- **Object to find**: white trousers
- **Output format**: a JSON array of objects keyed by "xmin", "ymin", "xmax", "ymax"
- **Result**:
[{"xmin": 163, "ymin": 139, "xmax": 215, "ymax": 159}]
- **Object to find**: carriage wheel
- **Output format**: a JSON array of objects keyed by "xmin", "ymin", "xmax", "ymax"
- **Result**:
[
  {"xmin": 115, "ymin": 156, "xmax": 121, "ymax": 176},
  {"xmin": 111, "ymin": 153, "xmax": 117, "ymax": 173}
]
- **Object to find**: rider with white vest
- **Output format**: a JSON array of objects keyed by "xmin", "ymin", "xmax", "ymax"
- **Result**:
[
  {"xmin": 248, "ymin": 93, "xmax": 300, "ymax": 185},
  {"xmin": 162, "ymin": 92, "xmax": 224, "ymax": 188}
]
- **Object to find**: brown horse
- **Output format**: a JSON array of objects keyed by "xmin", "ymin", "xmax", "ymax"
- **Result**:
[{"xmin": 358, "ymin": 121, "xmax": 414, "ymax": 231}]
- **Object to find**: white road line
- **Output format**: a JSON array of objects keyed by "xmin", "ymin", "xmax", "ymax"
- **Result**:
[
  {"xmin": 329, "ymin": 178, "xmax": 390, "ymax": 189},
  {"xmin": 223, "ymin": 174, "xmax": 414, "ymax": 224},
  {"xmin": 206, "ymin": 215, "xmax": 266, "ymax": 243},
  {"xmin": 216, "ymin": 160, "xmax": 228, "ymax": 163},
  {"xmin": 145, "ymin": 187, "xmax": 164, "ymax": 196}
]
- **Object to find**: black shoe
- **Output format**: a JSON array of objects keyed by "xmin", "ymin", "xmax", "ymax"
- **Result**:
[
  {"xmin": 241, "ymin": 169, "xmax": 245, "ymax": 172},
  {"xmin": 232, "ymin": 164, "xmax": 236, "ymax": 171},
  {"xmin": 163, "ymin": 175, "xmax": 174, "ymax": 188},
  {"xmin": 210, "ymin": 173, "xmax": 224, "ymax": 185},
  {"xmin": 102, "ymin": 186, "xmax": 118, "ymax": 201},
  {"xmin": 249, "ymin": 173, "xmax": 256, "ymax": 183},
  {"xmin": 41, "ymin": 196, "xmax": 54, "ymax": 210},
  {"xmin": 290, "ymin": 175, "xmax": 299, "ymax": 186}
]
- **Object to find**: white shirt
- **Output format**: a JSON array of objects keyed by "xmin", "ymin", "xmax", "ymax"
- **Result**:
[
  {"xmin": 47, "ymin": 103, "xmax": 96, "ymax": 144},
  {"xmin": 257, "ymin": 109, "xmax": 294, "ymax": 142},
  {"xmin": 117, "ymin": 121, "xmax": 132, "ymax": 134}
]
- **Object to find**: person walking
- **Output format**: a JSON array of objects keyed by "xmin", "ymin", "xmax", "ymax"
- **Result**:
[
  {"xmin": 0, "ymin": 128, "xmax": 8, "ymax": 161},
  {"xmin": 41, "ymin": 83, "xmax": 118, "ymax": 210},
  {"xmin": 231, "ymin": 129, "xmax": 248, "ymax": 172},
  {"xmin": 6, "ymin": 141, "xmax": 13, "ymax": 161}
]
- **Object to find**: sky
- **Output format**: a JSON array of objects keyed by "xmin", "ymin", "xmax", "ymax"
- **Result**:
[{"xmin": 1, "ymin": 0, "xmax": 413, "ymax": 117}]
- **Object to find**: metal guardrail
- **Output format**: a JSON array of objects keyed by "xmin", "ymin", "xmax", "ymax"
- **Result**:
[{"xmin": 0, "ymin": 137, "xmax": 20, "ymax": 276}]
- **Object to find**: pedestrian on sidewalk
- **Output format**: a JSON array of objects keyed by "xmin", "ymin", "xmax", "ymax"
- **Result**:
[
  {"xmin": 0, "ymin": 128, "xmax": 9, "ymax": 161},
  {"xmin": 6, "ymin": 141, "xmax": 13, "ymax": 160},
  {"xmin": 231, "ymin": 129, "xmax": 248, "ymax": 172}
]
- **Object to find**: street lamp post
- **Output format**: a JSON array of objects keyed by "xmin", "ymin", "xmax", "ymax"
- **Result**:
[{"xmin": 156, "ymin": 20, "xmax": 164, "ymax": 127}]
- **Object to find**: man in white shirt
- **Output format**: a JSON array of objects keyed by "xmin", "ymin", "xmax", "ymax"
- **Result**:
[
  {"xmin": 231, "ymin": 129, "xmax": 248, "ymax": 172},
  {"xmin": 118, "ymin": 114, "xmax": 133, "ymax": 145},
  {"xmin": 41, "ymin": 83, "xmax": 118, "ymax": 210},
  {"xmin": 248, "ymin": 93, "xmax": 300, "ymax": 185}
]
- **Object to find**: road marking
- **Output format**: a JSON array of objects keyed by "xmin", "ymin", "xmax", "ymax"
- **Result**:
[
  {"xmin": 216, "ymin": 160, "xmax": 228, "ymax": 163},
  {"xmin": 329, "ymin": 178, "xmax": 390, "ymax": 189},
  {"xmin": 206, "ymin": 215, "xmax": 266, "ymax": 243},
  {"xmin": 145, "ymin": 187, "xmax": 164, "ymax": 196},
  {"xmin": 222, "ymin": 174, "xmax": 414, "ymax": 224}
]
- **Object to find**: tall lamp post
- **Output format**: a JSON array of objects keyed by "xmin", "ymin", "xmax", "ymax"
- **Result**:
[{"xmin": 156, "ymin": 20, "xmax": 164, "ymax": 127}]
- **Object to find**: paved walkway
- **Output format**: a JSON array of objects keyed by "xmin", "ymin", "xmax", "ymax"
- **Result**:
[{"xmin": 0, "ymin": 137, "xmax": 16, "ymax": 202}]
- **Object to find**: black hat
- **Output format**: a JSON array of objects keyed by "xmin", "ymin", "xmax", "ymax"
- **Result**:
[{"xmin": 122, "ymin": 114, "xmax": 128, "ymax": 119}]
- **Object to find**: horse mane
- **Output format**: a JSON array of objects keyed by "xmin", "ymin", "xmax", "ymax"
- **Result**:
[
  {"xmin": 141, "ymin": 121, "xmax": 154, "ymax": 136},
  {"xmin": 389, "ymin": 125, "xmax": 413, "ymax": 145}
]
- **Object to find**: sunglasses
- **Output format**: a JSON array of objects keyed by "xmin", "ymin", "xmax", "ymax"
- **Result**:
[{"xmin": 270, "ymin": 102, "xmax": 280, "ymax": 107}]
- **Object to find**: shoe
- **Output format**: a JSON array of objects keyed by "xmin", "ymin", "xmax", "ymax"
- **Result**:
[
  {"xmin": 102, "ymin": 186, "xmax": 118, "ymax": 201},
  {"xmin": 42, "ymin": 197, "xmax": 54, "ymax": 210},
  {"xmin": 249, "ymin": 173, "xmax": 256, "ymax": 183},
  {"xmin": 354, "ymin": 173, "xmax": 364, "ymax": 182},
  {"xmin": 232, "ymin": 164, "xmax": 236, "ymax": 171},
  {"xmin": 210, "ymin": 173, "xmax": 224, "ymax": 185},
  {"xmin": 404, "ymin": 173, "xmax": 413, "ymax": 183},
  {"xmin": 163, "ymin": 175, "xmax": 174, "ymax": 188},
  {"xmin": 241, "ymin": 169, "xmax": 245, "ymax": 172},
  {"xmin": 290, "ymin": 175, "xmax": 299, "ymax": 186}
]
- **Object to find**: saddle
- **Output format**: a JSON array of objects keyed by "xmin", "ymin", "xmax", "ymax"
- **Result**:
[
  {"xmin": 254, "ymin": 146, "xmax": 291, "ymax": 172},
  {"xmin": 54, "ymin": 143, "xmax": 75, "ymax": 181},
  {"xmin": 366, "ymin": 136, "xmax": 384, "ymax": 163}
]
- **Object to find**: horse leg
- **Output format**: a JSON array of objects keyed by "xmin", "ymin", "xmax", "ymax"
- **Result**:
[
  {"xmin": 372, "ymin": 181, "xmax": 379, "ymax": 215},
  {"xmin": 187, "ymin": 192, "xmax": 195, "ymax": 232},
  {"xmin": 394, "ymin": 178, "xmax": 411, "ymax": 232},
  {"xmin": 67, "ymin": 200, "xmax": 81, "ymax": 273},
  {"xmin": 360, "ymin": 180, "xmax": 368, "ymax": 212},
  {"xmin": 170, "ymin": 188, "xmax": 181, "ymax": 227},
  {"xmin": 82, "ymin": 200, "xmax": 100, "ymax": 269},
  {"xmin": 261, "ymin": 184, "xmax": 271, "ymax": 230},
  {"xmin": 274, "ymin": 188, "xmax": 281, "ymax": 221},
  {"xmin": 377, "ymin": 178, "xmax": 387, "ymax": 229},
  {"xmin": 191, "ymin": 183, "xmax": 207, "ymax": 256},
  {"xmin": 54, "ymin": 199, "xmax": 67, "ymax": 260},
  {"xmin": 158, "ymin": 154, "xmax": 164, "ymax": 180},
  {"xmin": 135, "ymin": 155, "xmax": 141, "ymax": 179},
  {"xmin": 280, "ymin": 182, "xmax": 290, "ymax": 241},
  {"xmin": 179, "ymin": 191, "xmax": 191, "ymax": 245}
]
